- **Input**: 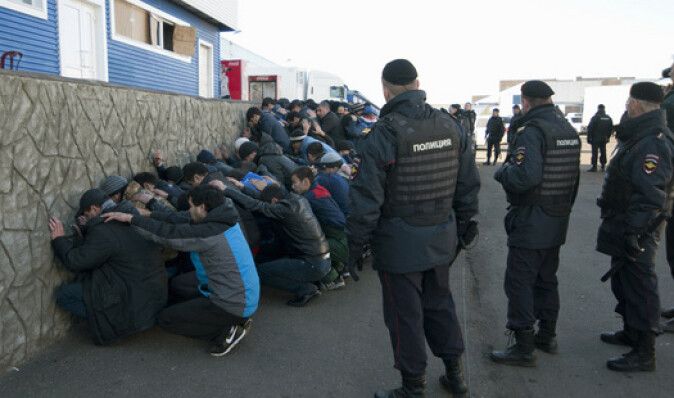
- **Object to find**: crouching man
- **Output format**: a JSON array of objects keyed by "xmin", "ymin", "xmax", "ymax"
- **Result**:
[
  {"xmin": 103, "ymin": 185, "xmax": 259, "ymax": 356},
  {"xmin": 49, "ymin": 188, "xmax": 167, "ymax": 345}
]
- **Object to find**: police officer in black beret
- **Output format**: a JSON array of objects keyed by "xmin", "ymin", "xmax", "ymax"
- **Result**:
[
  {"xmin": 491, "ymin": 80, "xmax": 581, "ymax": 367},
  {"xmin": 347, "ymin": 59, "xmax": 480, "ymax": 397},
  {"xmin": 596, "ymin": 82, "xmax": 674, "ymax": 372}
]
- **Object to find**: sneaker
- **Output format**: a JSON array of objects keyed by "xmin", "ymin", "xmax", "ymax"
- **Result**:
[
  {"xmin": 323, "ymin": 276, "xmax": 346, "ymax": 291},
  {"xmin": 287, "ymin": 290, "xmax": 321, "ymax": 307},
  {"xmin": 341, "ymin": 271, "xmax": 351, "ymax": 279},
  {"xmin": 209, "ymin": 323, "xmax": 248, "ymax": 357}
]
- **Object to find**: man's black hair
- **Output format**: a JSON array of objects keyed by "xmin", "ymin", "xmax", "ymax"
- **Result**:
[
  {"xmin": 262, "ymin": 97, "xmax": 276, "ymax": 109},
  {"xmin": 188, "ymin": 185, "xmax": 224, "ymax": 212},
  {"xmin": 306, "ymin": 99, "xmax": 318, "ymax": 111},
  {"xmin": 260, "ymin": 184, "xmax": 286, "ymax": 203},
  {"xmin": 246, "ymin": 106, "xmax": 262, "ymax": 121},
  {"xmin": 277, "ymin": 98, "xmax": 290, "ymax": 109},
  {"xmin": 307, "ymin": 142, "xmax": 325, "ymax": 158},
  {"xmin": 133, "ymin": 172, "xmax": 158, "ymax": 187},
  {"xmin": 292, "ymin": 166, "xmax": 316, "ymax": 184},
  {"xmin": 289, "ymin": 99, "xmax": 303, "ymax": 110},
  {"xmin": 287, "ymin": 111, "xmax": 301, "ymax": 121},
  {"xmin": 182, "ymin": 162, "xmax": 209, "ymax": 183}
]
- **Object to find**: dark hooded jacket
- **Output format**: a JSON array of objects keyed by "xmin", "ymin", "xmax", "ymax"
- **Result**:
[
  {"xmin": 320, "ymin": 111, "xmax": 346, "ymax": 143},
  {"xmin": 51, "ymin": 201, "xmax": 167, "ymax": 345},
  {"xmin": 256, "ymin": 141, "xmax": 298, "ymax": 188}
]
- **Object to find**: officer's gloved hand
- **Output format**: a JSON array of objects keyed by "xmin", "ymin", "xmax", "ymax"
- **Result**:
[
  {"xmin": 624, "ymin": 234, "xmax": 644, "ymax": 261},
  {"xmin": 458, "ymin": 220, "xmax": 479, "ymax": 250},
  {"xmin": 347, "ymin": 242, "xmax": 365, "ymax": 282}
]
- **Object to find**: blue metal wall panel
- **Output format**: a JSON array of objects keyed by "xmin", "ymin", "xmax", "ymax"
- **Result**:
[
  {"xmin": 106, "ymin": 0, "xmax": 221, "ymax": 96},
  {"xmin": 0, "ymin": 0, "xmax": 59, "ymax": 74}
]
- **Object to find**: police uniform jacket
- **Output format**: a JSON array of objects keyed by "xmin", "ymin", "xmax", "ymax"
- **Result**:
[
  {"xmin": 494, "ymin": 104, "xmax": 580, "ymax": 249},
  {"xmin": 587, "ymin": 110, "xmax": 614, "ymax": 144},
  {"xmin": 347, "ymin": 90, "xmax": 480, "ymax": 274},
  {"xmin": 596, "ymin": 110, "xmax": 674, "ymax": 258}
]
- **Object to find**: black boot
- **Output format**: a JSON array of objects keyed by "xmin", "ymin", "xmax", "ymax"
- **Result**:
[
  {"xmin": 662, "ymin": 308, "xmax": 674, "ymax": 319},
  {"xmin": 535, "ymin": 319, "xmax": 558, "ymax": 354},
  {"xmin": 607, "ymin": 331, "xmax": 655, "ymax": 372},
  {"xmin": 440, "ymin": 357, "xmax": 468, "ymax": 396},
  {"xmin": 600, "ymin": 326, "xmax": 637, "ymax": 347},
  {"xmin": 489, "ymin": 328, "xmax": 536, "ymax": 367},
  {"xmin": 374, "ymin": 375, "xmax": 425, "ymax": 398},
  {"xmin": 587, "ymin": 166, "xmax": 597, "ymax": 172}
]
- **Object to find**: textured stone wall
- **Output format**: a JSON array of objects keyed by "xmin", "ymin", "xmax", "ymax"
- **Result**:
[{"xmin": 0, "ymin": 70, "xmax": 249, "ymax": 369}]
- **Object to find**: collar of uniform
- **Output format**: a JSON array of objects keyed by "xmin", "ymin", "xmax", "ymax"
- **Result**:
[
  {"xmin": 616, "ymin": 109, "xmax": 667, "ymax": 142},
  {"xmin": 519, "ymin": 103, "xmax": 556, "ymax": 125},
  {"xmin": 380, "ymin": 90, "xmax": 427, "ymax": 117}
]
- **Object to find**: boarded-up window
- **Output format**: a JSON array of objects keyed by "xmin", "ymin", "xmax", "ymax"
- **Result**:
[
  {"xmin": 114, "ymin": 0, "xmax": 195, "ymax": 57},
  {"xmin": 173, "ymin": 25, "xmax": 196, "ymax": 57},
  {"xmin": 114, "ymin": 0, "xmax": 150, "ymax": 44}
]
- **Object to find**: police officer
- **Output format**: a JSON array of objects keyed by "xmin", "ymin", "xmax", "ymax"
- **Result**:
[
  {"xmin": 491, "ymin": 81, "xmax": 581, "ymax": 367},
  {"xmin": 347, "ymin": 59, "xmax": 480, "ymax": 397},
  {"xmin": 506, "ymin": 104, "xmax": 524, "ymax": 148},
  {"xmin": 484, "ymin": 108, "xmax": 505, "ymax": 165},
  {"xmin": 586, "ymin": 104, "xmax": 614, "ymax": 172},
  {"xmin": 597, "ymin": 82, "xmax": 674, "ymax": 371}
]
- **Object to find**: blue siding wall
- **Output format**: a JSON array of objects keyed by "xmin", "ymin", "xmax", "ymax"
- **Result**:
[
  {"xmin": 0, "ymin": 0, "xmax": 59, "ymax": 74},
  {"xmin": 106, "ymin": 0, "xmax": 221, "ymax": 97}
]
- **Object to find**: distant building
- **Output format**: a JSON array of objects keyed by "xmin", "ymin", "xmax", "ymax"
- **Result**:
[{"xmin": 0, "ymin": 0, "xmax": 239, "ymax": 97}]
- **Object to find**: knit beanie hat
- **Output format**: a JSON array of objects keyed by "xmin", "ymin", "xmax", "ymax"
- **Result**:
[{"xmin": 99, "ymin": 175, "xmax": 128, "ymax": 196}]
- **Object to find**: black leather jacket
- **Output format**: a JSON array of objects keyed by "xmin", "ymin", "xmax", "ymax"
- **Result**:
[{"xmin": 225, "ymin": 189, "xmax": 330, "ymax": 259}]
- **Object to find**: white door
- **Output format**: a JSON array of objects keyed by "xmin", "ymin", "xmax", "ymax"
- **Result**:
[
  {"xmin": 59, "ymin": 0, "xmax": 99, "ymax": 79},
  {"xmin": 198, "ymin": 41, "xmax": 214, "ymax": 97}
]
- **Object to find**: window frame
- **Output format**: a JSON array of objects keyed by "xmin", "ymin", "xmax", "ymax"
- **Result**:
[
  {"xmin": 0, "ymin": 0, "xmax": 48, "ymax": 19},
  {"xmin": 109, "ymin": 0, "xmax": 192, "ymax": 63}
]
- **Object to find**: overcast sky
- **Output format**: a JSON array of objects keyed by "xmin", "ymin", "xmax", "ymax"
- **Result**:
[{"xmin": 226, "ymin": 0, "xmax": 673, "ymax": 106}]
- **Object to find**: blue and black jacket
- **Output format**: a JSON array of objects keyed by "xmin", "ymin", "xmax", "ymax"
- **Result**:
[{"xmin": 131, "ymin": 202, "xmax": 259, "ymax": 318}]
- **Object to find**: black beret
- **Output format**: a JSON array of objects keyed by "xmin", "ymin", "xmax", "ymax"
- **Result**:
[
  {"xmin": 493, "ymin": 108, "xmax": 500, "ymax": 113},
  {"xmin": 630, "ymin": 82, "xmax": 664, "ymax": 104},
  {"xmin": 512, "ymin": 104, "xmax": 521, "ymax": 109},
  {"xmin": 521, "ymin": 80, "xmax": 555, "ymax": 98},
  {"xmin": 663, "ymin": 67, "xmax": 672, "ymax": 79},
  {"xmin": 382, "ymin": 59, "xmax": 418, "ymax": 85}
]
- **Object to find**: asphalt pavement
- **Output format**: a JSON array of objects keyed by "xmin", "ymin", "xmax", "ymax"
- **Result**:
[{"xmin": 2, "ymin": 146, "xmax": 674, "ymax": 397}]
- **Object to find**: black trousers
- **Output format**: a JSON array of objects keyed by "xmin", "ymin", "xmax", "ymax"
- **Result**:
[
  {"xmin": 486, "ymin": 140, "xmax": 501, "ymax": 162},
  {"xmin": 610, "ymin": 250, "xmax": 660, "ymax": 333},
  {"xmin": 591, "ymin": 143, "xmax": 607, "ymax": 167},
  {"xmin": 505, "ymin": 246, "xmax": 560, "ymax": 330},
  {"xmin": 378, "ymin": 265, "xmax": 464, "ymax": 377},
  {"xmin": 159, "ymin": 271, "xmax": 244, "ymax": 341}
]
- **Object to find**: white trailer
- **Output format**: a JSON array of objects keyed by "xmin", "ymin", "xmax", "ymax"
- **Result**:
[{"xmin": 582, "ymin": 85, "xmax": 631, "ymax": 128}]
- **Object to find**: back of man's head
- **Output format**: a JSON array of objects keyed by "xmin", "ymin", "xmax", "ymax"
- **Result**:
[
  {"xmin": 292, "ymin": 166, "xmax": 316, "ymax": 184},
  {"xmin": 262, "ymin": 97, "xmax": 275, "ymax": 110},
  {"xmin": 183, "ymin": 162, "xmax": 209, "ymax": 184},
  {"xmin": 381, "ymin": 59, "xmax": 419, "ymax": 100},
  {"xmin": 133, "ymin": 172, "xmax": 158, "ymax": 187},
  {"xmin": 260, "ymin": 184, "xmax": 286, "ymax": 203},
  {"xmin": 307, "ymin": 142, "xmax": 325, "ymax": 158},
  {"xmin": 188, "ymin": 185, "xmax": 224, "ymax": 212}
]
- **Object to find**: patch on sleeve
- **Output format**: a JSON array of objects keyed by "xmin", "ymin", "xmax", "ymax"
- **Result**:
[
  {"xmin": 643, "ymin": 154, "xmax": 659, "ymax": 174},
  {"xmin": 514, "ymin": 147, "xmax": 526, "ymax": 165}
]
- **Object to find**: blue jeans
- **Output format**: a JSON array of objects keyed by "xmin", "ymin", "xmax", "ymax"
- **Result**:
[
  {"xmin": 257, "ymin": 257, "xmax": 331, "ymax": 297},
  {"xmin": 55, "ymin": 282, "xmax": 87, "ymax": 318}
]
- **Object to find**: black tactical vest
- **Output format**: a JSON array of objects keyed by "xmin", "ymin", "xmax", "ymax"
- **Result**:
[
  {"xmin": 381, "ymin": 111, "xmax": 461, "ymax": 226},
  {"xmin": 508, "ymin": 118, "xmax": 581, "ymax": 217}
]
